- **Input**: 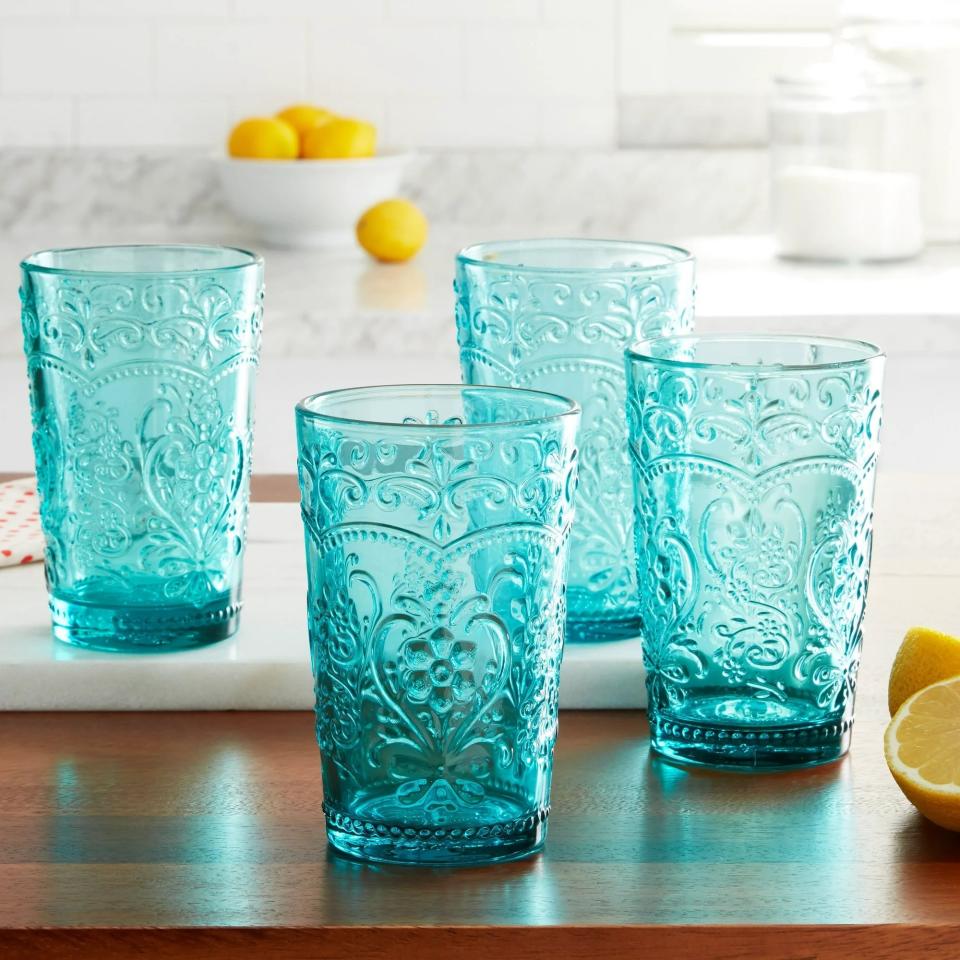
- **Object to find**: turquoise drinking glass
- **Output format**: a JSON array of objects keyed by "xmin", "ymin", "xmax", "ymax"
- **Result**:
[
  {"xmin": 20, "ymin": 245, "xmax": 263, "ymax": 652},
  {"xmin": 626, "ymin": 334, "xmax": 884, "ymax": 770},
  {"xmin": 456, "ymin": 239, "xmax": 695, "ymax": 643},
  {"xmin": 295, "ymin": 384, "xmax": 580, "ymax": 864}
]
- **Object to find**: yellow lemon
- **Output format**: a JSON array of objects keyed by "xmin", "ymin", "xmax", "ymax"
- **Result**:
[
  {"xmin": 276, "ymin": 104, "xmax": 335, "ymax": 154},
  {"xmin": 228, "ymin": 117, "xmax": 298, "ymax": 160},
  {"xmin": 302, "ymin": 118, "xmax": 376, "ymax": 159},
  {"xmin": 885, "ymin": 676, "xmax": 960, "ymax": 830},
  {"xmin": 356, "ymin": 199, "xmax": 428, "ymax": 263},
  {"xmin": 888, "ymin": 626, "xmax": 960, "ymax": 716}
]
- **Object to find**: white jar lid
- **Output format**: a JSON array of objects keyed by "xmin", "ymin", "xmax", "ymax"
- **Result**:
[
  {"xmin": 840, "ymin": 0, "xmax": 960, "ymax": 24},
  {"xmin": 775, "ymin": 41, "xmax": 920, "ymax": 101}
]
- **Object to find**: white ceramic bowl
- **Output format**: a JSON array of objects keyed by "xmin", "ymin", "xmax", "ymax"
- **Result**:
[{"xmin": 218, "ymin": 152, "xmax": 413, "ymax": 249}]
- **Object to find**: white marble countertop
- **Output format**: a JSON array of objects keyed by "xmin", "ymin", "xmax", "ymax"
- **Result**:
[
  {"xmin": 0, "ymin": 336, "xmax": 955, "ymax": 478},
  {"xmin": 1, "ymin": 230, "xmax": 959, "ymax": 474},
  {"xmin": 1, "ymin": 230, "xmax": 957, "ymax": 709},
  {"xmin": 249, "ymin": 230, "xmax": 960, "ymax": 351},
  {"xmin": 2, "ymin": 230, "xmax": 960, "ymax": 362}
]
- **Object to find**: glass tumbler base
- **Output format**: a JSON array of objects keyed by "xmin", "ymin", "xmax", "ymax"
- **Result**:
[
  {"xmin": 323, "ymin": 802, "xmax": 549, "ymax": 866},
  {"xmin": 650, "ymin": 709, "xmax": 852, "ymax": 771},
  {"xmin": 49, "ymin": 592, "xmax": 240, "ymax": 653},
  {"xmin": 567, "ymin": 611, "xmax": 641, "ymax": 644}
]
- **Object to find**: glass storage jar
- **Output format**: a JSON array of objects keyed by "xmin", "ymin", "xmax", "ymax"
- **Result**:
[
  {"xmin": 770, "ymin": 43, "xmax": 923, "ymax": 262},
  {"xmin": 841, "ymin": 0, "xmax": 960, "ymax": 241}
]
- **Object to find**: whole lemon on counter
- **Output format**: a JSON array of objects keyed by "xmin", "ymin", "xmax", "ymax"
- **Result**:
[
  {"xmin": 228, "ymin": 117, "xmax": 298, "ymax": 159},
  {"xmin": 888, "ymin": 626, "xmax": 960, "ymax": 716},
  {"xmin": 356, "ymin": 199, "xmax": 428, "ymax": 263},
  {"xmin": 302, "ymin": 118, "xmax": 377, "ymax": 159},
  {"xmin": 276, "ymin": 103, "xmax": 335, "ymax": 154}
]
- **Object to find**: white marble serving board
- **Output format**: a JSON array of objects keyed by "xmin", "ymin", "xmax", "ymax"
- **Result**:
[
  {"xmin": 0, "ymin": 501, "xmax": 646, "ymax": 710},
  {"xmin": 2, "ymin": 472, "xmax": 957, "ymax": 712}
]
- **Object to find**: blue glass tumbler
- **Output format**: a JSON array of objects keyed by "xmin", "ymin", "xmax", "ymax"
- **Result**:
[
  {"xmin": 295, "ymin": 384, "xmax": 580, "ymax": 864},
  {"xmin": 20, "ymin": 245, "xmax": 263, "ymax": 652},
  {"xmin": 456, "ymin": 239, "xmax": 695, "ymax": 643},
  {"xmin": 626, "ymin": 334, "xmax": 884, "ymax": 769}
]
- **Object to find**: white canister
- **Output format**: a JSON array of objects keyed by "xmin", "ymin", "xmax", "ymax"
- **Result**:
[
  {"xmin": 771, "ymin": 45, "xmax": 924, "ymax": 262},
  {"xmin": 842, "ymin": 0, "xmax": 960, "ymax": 242}
]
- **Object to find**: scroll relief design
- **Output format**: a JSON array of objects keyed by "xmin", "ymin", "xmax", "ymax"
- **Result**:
[
  {"xmin": 21, "ymin": 275, "xmax": 262, "ymax": 598},
  {"xmin": 455, "ymin": 269, "xmax": 693, "ymax": 614},
  {"xmin": 628, "ymin": 366, "xmax": 881, "ymax": 713},
  {"xmin": 299, "ymin": 425, "xmax": 574, "ymax": 813}
]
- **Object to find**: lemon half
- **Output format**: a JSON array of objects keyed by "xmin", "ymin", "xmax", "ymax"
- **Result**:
[{"xmin": 885, "ymin": 676, "xmax": 960, "ymax": 830}]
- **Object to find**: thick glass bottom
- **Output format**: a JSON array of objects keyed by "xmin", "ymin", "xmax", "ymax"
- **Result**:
[
  {"xmin": 650, "ymin": 694, "xmax": 852, "ymax": 771},
  {"xmin": 49, "ymin": 590, "xmax": 240, "ymax": 653},
  {"xmin": 322, "ymin": 787, "xmax": 549, "ymax": 866}
]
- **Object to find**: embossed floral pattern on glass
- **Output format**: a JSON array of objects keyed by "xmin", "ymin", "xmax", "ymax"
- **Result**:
[
  {"xmin": 21, "ymin": 244, "xmax": 263, "ymax": 652},
  {"xmin": 626, "ymin": 335, "xmax": 884, "ymax": 769},
  {"xmin": 296, "ymin": 384, "xmax": 579, "ymax": 865},
  {"xmin": 456, "ymin": 239, "xmax": 695, "ymax": 642}
]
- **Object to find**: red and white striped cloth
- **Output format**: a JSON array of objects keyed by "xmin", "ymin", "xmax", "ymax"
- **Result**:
[{"xmin": 0, "ymin": 477, "xmax": 43, "ymax": 568}]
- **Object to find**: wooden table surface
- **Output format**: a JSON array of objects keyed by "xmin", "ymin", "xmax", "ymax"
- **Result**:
[
  {"xmin": 1, "ymin": 707, "xmax": 960, "ymax": 960},
  {"xmin": 2, "ymin": 472, "xmax": 960, "ymax": 958}
]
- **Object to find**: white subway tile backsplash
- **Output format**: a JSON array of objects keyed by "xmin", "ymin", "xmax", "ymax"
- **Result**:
[
  {"xmin": 617, "ymin": 0, "xmax": 673, "ymax": 95},
  {"xmin": 444, "ymin": 97, "xmax": 540, "ymax": 148},
  {"xmin": 538, "ymin": 96, "xmax": 616, "ymax": 148},
  {"xmin": 235, "ymin": 0, "xmax": 387, "ymax": 17},
  {"xmin": 309, "ymin": 19, "xmax": 461, "ymax": 98},
  {"xmin": 383, "ymin": 96, "xmax": 459, "ymax": 148},
  {"xmin": 74, "ymin": 0, "xmax": 230, "ymax": 15},
  {"xmin": 0, "ymin": 22, "xmax": 153, "ymax": 96},
  {"xmin": 535, "ymin": 23, "xmax": 615, "ymax": 95},
  {"xmin": 74, "ymin": 96, "xmax": 229, "ymax": 147},
  {"xmin": 0, "ymin": 0, "xmax": 72, "ymax": 15},
  {"xmin": 463, "ymin": 24, "xmax": 540, "ymax": 97},
  {"xmin": 306, "ymin": 18, "xmax": 384, "ymax": 98},
  {"xmin": 376, "ymin": 22, "xmax": 464, "ymax": 95},
  {"xmin": 540, "ymin": 0, "xmax": 617, "ymax": 24},
  {"xmin": 464, "ymin": 22, "xmax": 614, "ymax": 99},
  {"xmin": 386, "ymin": 95, "xmax": 539, "ymax": 149},
  {"xmin": 388, "ymin": 0, "xmax": 538, "ymax": 20},
  {"xmin": 0, "ymin": 0, "xmax": 784, "ymax": 149},
  {"xmin": 156, "ymin": 20, "xmax": 306, "ymax": 97},
  {"xmin": 0, "ymin": 98, "xmax": 72, "ymax": 147}
]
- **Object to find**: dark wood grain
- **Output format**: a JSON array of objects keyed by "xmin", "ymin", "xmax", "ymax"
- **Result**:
[
  {"xmin": 3, "ymin": 471, "xmax": 960, "ymax": 956},
  {"xmin": 1, "ymin": 709, "xmax": 960, "ymax": 958},
  {"xmin": 3, "ymin": 926, "xmax": 960, "ymax": 960}
]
